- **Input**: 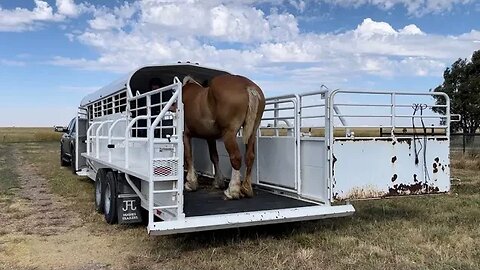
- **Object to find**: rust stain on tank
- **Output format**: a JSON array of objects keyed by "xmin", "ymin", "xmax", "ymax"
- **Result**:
[
  {"xmin": 413, "ymin": 174, "xmax": 418, "ymax": 182},
  {"xmin": 332, "ymin": 154, "xmax": 337, "ymax": 176},
  {"xmin": 391, "ymin": 174, "xmax": 398, "ymax": 182},
  {"xmin": 387, "ymin": 182, "xmax": 440, "ymax": 196},
  {"xmin": 391, "ymin": 156, "xmax": 397, "ymax": 163},
  {"xmin": 434, "ymin": 157, "xmax": 440, "ymax": 163},
  {"xmin": 397, "ymin": 138, "xmax": 412, "ymax": 148}
]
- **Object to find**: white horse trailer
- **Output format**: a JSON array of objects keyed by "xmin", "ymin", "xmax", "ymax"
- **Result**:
[{"xmin": 72, "ymin": 64, "xmax": 455, "ymax": 235}]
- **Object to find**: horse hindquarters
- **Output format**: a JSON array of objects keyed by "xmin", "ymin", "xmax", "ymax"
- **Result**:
[
  {"xmin": 240, "ymin": 86, "xmax": 265, "ymax": 197},
  {"xmin": 224, "ymin": 85, "xmax": 265, "ymax": 199}
]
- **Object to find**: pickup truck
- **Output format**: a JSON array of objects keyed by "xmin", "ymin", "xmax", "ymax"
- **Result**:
[{"xmin": 55, "ymin": 117, "xmax": 77, "ymax": 174}]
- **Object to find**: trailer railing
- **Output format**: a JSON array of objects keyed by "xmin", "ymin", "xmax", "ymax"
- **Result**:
[{"xmin": 85, "ymin": 77, "xmax": 184, "ymax": 231}]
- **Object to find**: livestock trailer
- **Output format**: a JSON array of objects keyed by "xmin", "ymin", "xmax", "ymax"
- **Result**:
[{"xmin": 69, "ymin": 63, "xmax": 455, "ymax": 235}]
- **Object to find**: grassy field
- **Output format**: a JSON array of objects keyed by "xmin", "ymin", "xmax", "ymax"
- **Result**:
[
  {"xmin": 0, "ymin": 127, "xmax": 62, "ymax": 143},
  {"xmin": 0, "ymin": 130, "xmax": 479, "ymax": 269},
  {"xmin": 0, "ymin": 144, "xmax": 18, "ymax": 196}
]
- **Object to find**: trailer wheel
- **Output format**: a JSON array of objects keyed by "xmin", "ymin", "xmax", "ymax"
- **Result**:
[
  {"xmin": 60, "ymin": 146, "xmax": 69, "ymax": 167},
  {"xmin": 103, "ymin": 171, "xmax": 118, "ymax": 224},
  {"xmin": 95, "ymin": 169, "xmax": 106, "ymax": 213}
]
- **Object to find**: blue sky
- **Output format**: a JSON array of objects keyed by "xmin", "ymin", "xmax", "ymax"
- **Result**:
[{"xmin": 0, "ymin": 0, "xmax": 479, "ymax": 126}]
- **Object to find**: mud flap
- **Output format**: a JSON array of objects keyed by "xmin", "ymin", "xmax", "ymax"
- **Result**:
[{"xmin": 117, "ymin": 195, "xmax": 142, "ymax": 224}]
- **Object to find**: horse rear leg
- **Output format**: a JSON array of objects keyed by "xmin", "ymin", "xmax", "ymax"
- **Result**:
[
  {"xmin": 241, "ymin": 134, "xmax": 256, "ymax": 198},
  {"xmin": 223, "ymin": 131, "xmax": 242, "ymax": 200},
  {"xmin": 207, "ymin": 139, "xmax": 225, "ymax": 189},
  {"xmin": 184, "ymin": 134, "xmax": 198, "ymax": 191}
]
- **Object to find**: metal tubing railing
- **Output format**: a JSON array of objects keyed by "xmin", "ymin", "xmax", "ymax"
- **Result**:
[
  {"xmin": 148, "ymin": 78, "xmax": 184, "ymax": 227},
  {"xmin": 87, "ymin": 122, "xmax": 102, "ymax": 156},
  {"xmin": 125, "ymin": 115, "xmax": 149, "ymax": 168},
  {"xmin": 325, "ymin": 90, "xmax": 452, "ymax": 203},
  {"xmin": 95, "ymin": 120, "xmax": 113, "ymax": 159},
  {"xmin": 108, "ymin": 118, "xmax": 128, "ymax": 162}
]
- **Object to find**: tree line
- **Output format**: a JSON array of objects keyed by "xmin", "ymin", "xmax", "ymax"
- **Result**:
[{"xmin": 432, "ymin": 50, "xmax": 480, "ymax": 134}]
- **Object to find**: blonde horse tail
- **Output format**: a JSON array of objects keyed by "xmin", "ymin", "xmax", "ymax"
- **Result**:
[{"xmin": 243, "ymin": 86, "xmax": 261, "ymax": 144}]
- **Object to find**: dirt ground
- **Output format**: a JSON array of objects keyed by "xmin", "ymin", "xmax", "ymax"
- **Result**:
[
  {"xmin": 1, "ymin": 142, "xmax": 480, "ymax": 270},
  {"xmin": 0, "ymin": 144, "xmax": 153, "ymax": 270}
]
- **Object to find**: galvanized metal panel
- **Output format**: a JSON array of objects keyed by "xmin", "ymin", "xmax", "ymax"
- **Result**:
[
  {"xmin": 332, "ymin": 137, "xmax": 450, "ymax": 200},
  {"xmin": 257, "ymin": 137, "xmax": 296, "ymax": 189},
  {"xmin": 300, "ymin": 139, "xmax": 328, "ymax": 202}
]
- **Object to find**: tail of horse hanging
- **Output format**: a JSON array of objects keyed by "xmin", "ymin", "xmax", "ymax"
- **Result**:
[{"xmin": 242, "ymin": 86, "xmax": 263, "ymax": 144}]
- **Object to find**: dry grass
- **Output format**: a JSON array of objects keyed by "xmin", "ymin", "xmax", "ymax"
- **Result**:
[
  {"xmin": 451, "ymin": 152, "xmax": 480, "ymax": 170},
  {"xmin": 1, "ymin": 141, "xmax": 480, "ymax": 270},
  {"xmin": 0, "ymin": 127, "xmax": 62, "ymax": 143}
]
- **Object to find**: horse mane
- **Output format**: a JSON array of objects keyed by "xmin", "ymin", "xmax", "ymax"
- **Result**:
[{"xmin": 182, "ymin": 75, "xmax": 203, "ymax": 87}]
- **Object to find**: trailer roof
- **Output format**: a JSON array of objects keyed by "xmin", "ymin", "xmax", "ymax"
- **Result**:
[{"xmin": 80, "ymin": 63, "xmax": 230, "ymax": 106}]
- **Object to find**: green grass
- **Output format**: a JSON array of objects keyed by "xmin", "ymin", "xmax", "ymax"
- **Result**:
[
  {"xmin": 0, "ymin": 127, "xmax": 62, "ymax": 143},
  {"xmin": 0, "ymin": 144, "xmax": 18, "ymax": 196},
  {"xmin": 10, "ymin": 142, "xmax": 480, "ymax": 269}
]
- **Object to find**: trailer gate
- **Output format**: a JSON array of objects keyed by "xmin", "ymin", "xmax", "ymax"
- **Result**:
[{"xmin": 76, "ymin": 64, "xmax": 453, "ymax": 235}]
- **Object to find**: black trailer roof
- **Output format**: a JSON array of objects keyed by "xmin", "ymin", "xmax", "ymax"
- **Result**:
[{"xmin": 80, "ymin": 63, "xmax": 230, "ymax": 106}]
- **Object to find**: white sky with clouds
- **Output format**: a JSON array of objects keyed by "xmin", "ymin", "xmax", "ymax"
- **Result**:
[{"xmin": 0, "ymin": 0, "xmax": 479, "ymax": 126}]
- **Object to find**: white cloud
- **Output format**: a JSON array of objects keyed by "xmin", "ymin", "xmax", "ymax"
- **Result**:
[
  {"xmin": 354, "ymin": 18, "xmax": 397, "ymax": 38},
  {"xmin": 0, "ymin": 59, "xmax": 26, "ymax": 67},
  {"xmin": 0, "ymin": 0, "xmax": 88, "ymax": 32},
  {"xmin": 137, "ymin": 1, "xmax": 299, "ymax": 43},
  {"xmin": 87, "ymin": 2, "xmax": 138, "ymax": 30},
  {"xmin": 399, "ymin": 24, "xmax": 424, "ymax": 35},
  {"xmin": 0, "ymin": 0, "xmax": 60, "ymax": 31},
  {"xmin": 56, "ymin": 0, "xmax": 81, "ymax": 17},
  {"xmin": 49, "ymin": 0, "xmax": 480, "ymax": 94}
]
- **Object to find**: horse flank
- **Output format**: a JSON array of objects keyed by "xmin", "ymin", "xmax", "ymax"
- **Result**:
[{"xmin": 243, "ymin": 86, "xmax": 261, "ymax": 144}]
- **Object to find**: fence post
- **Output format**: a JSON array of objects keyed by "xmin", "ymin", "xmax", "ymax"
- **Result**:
[{"xmin": 462, "ymin": 132, "xmax": 466, "ymax": 154}]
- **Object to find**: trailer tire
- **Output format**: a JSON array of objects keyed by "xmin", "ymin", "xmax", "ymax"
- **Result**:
[
  {"xmin": 60, "ymin": 147, "xmax": 69, "ymax": 167},
  {"xmin": 95, "ymin": 169, "xmax": 106, "ymax": 213},
  {"xmin": 103, "ymin": 171, "xmax": 118, "ymax": 224}
]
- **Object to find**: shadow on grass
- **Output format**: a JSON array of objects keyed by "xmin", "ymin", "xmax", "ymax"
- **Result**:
[{"xmin": 154, "ymin": 198, "xmax": 423, "ymax": 252}]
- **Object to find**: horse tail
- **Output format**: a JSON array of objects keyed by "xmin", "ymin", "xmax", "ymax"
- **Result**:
[{"xmin": 243, "ymin": 86, "xmax": 261, "ymax": 144}]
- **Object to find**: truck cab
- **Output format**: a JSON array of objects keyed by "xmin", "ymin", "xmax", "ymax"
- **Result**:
[{"xmin": 56, "ymin": 117, "xmax": 77, "ymax": 173}]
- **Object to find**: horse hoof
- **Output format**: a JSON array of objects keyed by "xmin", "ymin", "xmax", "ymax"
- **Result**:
[
  {"xmin": 214, "ymin": 179, "xmax": 226, "ymax": 189},
  {"xmin": 184, "ymin": 181, "xmax": 198, "ymax": 192},
  {"xmin": 241, "ymin": 185, "xmax": 254, "ymax": 198},
  {"xmin": 223, "ymin": 188, "xmax": 241, "ymax": 200}
]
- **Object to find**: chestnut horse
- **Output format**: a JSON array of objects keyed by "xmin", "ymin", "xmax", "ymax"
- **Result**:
[{"xmin": 180, "ymin": 74, "xmax": 265, "ymax": 199}]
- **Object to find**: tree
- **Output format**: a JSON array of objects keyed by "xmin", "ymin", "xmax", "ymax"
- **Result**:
[{"xmin": 432, "ymin": 50, "xmax": 480, "ymax": 134}]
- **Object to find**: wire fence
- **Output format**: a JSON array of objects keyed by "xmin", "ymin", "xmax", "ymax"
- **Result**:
[{"xmin": 451, "ymin": 133, "xmax": 480, "ymax": 153}]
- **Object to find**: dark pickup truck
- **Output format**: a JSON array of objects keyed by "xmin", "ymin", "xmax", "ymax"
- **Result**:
[{"xmin": 55, "ymin": 117, "xmax": 77, "ymax": 173}]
